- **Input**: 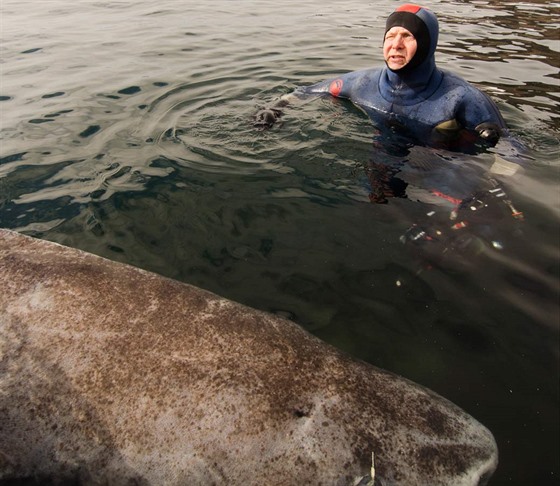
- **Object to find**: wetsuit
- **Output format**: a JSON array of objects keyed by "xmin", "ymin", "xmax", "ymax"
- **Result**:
[
  {"xmin": 297, "ymin": 67, "xmax": 506, "ymax": 149},
  {"xmin": 295, "ymin": 4, "xmax": 507, "ymax": 149},
  {"xmin": 253, "ymin": 4, "xmax": 519, "ymax": 204}
]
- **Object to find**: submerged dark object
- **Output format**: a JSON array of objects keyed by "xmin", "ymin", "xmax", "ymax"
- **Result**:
[
  {"xmin": 253, "ymin": 107, "xmax": 283, "ymax": 130},
  {"xmin": 401, "ymin": 182, "xmax": 524, "ymax": 270},
  {"xmin": 0, "ymin": 229, "xmax": 498, "ymax": 485}
]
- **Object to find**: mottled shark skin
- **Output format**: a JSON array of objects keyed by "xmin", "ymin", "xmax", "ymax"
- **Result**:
[{"xmin": 0, "ymin": 229, "xmax": 498, "ymax": 485}]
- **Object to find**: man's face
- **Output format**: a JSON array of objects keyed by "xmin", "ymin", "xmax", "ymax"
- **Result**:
[{"xmin": 383, "ymin": 26, "xmax": 417, "ymax": 70}]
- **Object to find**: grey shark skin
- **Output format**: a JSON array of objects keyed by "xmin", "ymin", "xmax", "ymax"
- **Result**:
[{"xmin": 0, "ymin": 229, "xmax": 497, "ymax": 485}]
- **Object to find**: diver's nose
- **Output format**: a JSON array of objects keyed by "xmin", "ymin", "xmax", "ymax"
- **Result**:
[{"xmin": 391, "ymin": 34, "xmax": 405, "ymax": 48}]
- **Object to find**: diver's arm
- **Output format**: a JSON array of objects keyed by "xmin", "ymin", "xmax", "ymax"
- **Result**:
[
  {"xmin": 454, "ymin": 87, "xmax": 529, "ymax": 176},
  {"xmin": 253, "ymin": 75, "xmax": 352, "ymax": 129},
  {"xmin": 461, "ymin": 88, "xmax": 510, "ymax": 147}
]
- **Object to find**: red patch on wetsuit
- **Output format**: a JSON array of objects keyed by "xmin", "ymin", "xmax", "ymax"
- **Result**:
[
  {"xmin": 329, "ymin": 79, "xmax": 343, "ymax": 97},
  {"xmin": 396, "ymin": 4, "xmax": 422, "ymax": 13}
]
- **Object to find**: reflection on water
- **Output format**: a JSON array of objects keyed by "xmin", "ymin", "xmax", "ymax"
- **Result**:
[
  {"xmin": 438, "ymin": 1, "xmax": 560, "ymax": 116},
  {"xmin": 1, "ymin": 0, "xmax": 559, "ymax": 484}
]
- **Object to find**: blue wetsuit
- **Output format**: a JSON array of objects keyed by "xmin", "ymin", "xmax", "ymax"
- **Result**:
[
  {"xmin": 295, "ymin": 4, "xmax": 507, "ymax": 150},
  {"xmin": 254, "ymin": 4, "xmax": 518, "ymax": 203},
  {"xmin": 297, "ymin": 67, "xmax": 506, "ymax": 149}
]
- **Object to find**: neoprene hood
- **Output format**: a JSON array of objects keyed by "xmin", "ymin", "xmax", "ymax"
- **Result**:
[{"xmin": 384, "ymin": 4, "xmax": 439, "ymax": 74}]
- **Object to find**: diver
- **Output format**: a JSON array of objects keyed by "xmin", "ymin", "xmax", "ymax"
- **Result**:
[
  {"xmin": 255, "ymin": 3, "xmax": 525, "ymax": 263},
  {"xmin": 255, "ymin": 3, "xmax": 524, "ymax": 200},
  {"xmin": 254, "ymin": 3, "xmax": 507, "ymax": 150}
]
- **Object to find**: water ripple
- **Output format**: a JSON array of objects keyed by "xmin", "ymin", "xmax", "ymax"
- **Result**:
[{"xmin": 0, "ymin": 3, "xmax": 558, "ymax": 484}]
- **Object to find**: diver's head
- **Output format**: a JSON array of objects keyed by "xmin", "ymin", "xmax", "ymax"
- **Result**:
[{"xmin": 383, "ymin": 4, "xmax": 439, "ymax": 74}]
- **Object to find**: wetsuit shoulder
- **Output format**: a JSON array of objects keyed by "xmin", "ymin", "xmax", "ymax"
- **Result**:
[{"xmin": 438, "ymin": 70, "xmax": 507, "ymax": 130}]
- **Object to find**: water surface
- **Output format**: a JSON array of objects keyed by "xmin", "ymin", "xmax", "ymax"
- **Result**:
[{"xmin": 1, "ymin": 1, "xmax": 558, "ymax": 484}]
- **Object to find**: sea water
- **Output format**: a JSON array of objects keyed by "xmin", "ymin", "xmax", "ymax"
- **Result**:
[{"xmin": 1, "ymin": 1, "xmax": 558, "ymax": 484}]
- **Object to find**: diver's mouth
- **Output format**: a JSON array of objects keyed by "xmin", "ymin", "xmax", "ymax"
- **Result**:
[{"xmin": 387, "ymin": 55, "xmax": 407, "ymax": 67}]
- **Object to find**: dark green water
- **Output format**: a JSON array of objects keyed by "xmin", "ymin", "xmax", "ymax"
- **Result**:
[{"xmin": 1, "ymin": 1, "xmax": 558, "ymax": 484}]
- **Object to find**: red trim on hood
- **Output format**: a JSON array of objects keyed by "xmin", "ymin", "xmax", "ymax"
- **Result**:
[{"xmin": 396, "ymin": 4, "xmax": 422, "ymax": 13}]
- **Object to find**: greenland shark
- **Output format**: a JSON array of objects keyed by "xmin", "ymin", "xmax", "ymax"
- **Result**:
[{"xmin": 0, "ymin": 229, "xmax": 497, "ymax": 485}]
